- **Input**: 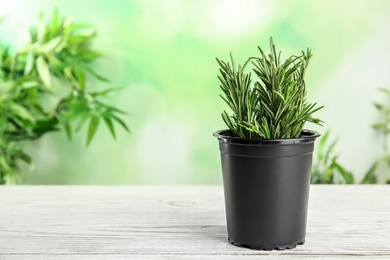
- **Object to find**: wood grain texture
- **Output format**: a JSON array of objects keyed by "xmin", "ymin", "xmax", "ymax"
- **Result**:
[{"xmin": 0, "ymin": 185, "xmax": 389, "ymax": 259}]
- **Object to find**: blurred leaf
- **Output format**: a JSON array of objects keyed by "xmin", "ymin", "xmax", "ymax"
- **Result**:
[
  {"xmin": 97, "ymin": 102, "xmax": 126, "ymax": 114},
  {"xmin": 361, "ymin": 162, "xmax": 378, "ymax": 184},
  {"xmin": 36, "ymin": 55, "xmax": 51, "ymax": 88},
  {"xmin": 324, "ymin": 160, "xmax": 336, "ymax": 184},
  {"xmin": 10, "ymin": 103, "xmax": 35, "ymax": 122},
  {"xmin": 50, "ymin": 8, "xmax": 59, "ymax": 38},
  {"xmin": 79, "ymin": 50, "xmax": 103, "ymax": 61},
  {"xmin": 373, "ymin": 102, "xmax": 383, "ymax": 111},
  {"xmin": 82, "ymin": 65, "xmax": 109, "ymax": 82},
  {"xmin": 32, "ymin": 118, "xmax": 59, "ymax": 137},
  {"xmin": 37, "ymin": 13, "xmax": 46, "ymax": 42},
  {"xmin": 14, "ymin": 150, "xmax": 32, "ymax": 164},
  {"xmin": 75, "ymin": 68, "xmax": 85, "ymax": 90},
  {"xmin": 319, "ymin": 130, "xmax": 330, "ymax": 147},
  {"xmin": 21, "ymin": 81, "xmax": 40, "ymax": 89},
  {"xmin": 372, "ymin": 123, "xmax": 387, "ymax": 131},
  {"xmin": 110, "ymin": 114, "xmax": 130, "ymax": 133},
  {"xmin": 63, "ymin": 16, "xmax": 74, "ymax": 27},
  {"xmin": 77, "ymin": 28, "xmax": 96, "ymax": 37},
  {"xmin": 39, "ymin": 36, "xmax": 62, "ymax": 53},
  {"xmin": 0, "ymin": 80, "xmax": 14, "ymax": 94},
  {"xmin": 24, "ymin": 51, "xmax": 34, "ymax": 75},
  {"xmin": 63, "ymin": 23, "xmax": 90, "ymax": 34},
  {"xmin": 75, "ymin": 114, "xmax": 89, "ymax": 132},
  {"xmin": 86, "ymin": 115, "xmax": 100, "ymax": 147},
  {"xmin": 91, "ymin": 87, "xmax": 123, "ymax": 97},
  {"xmin": 103, "ymin": 115, "xmax": 116, "ymax": 139},
  {"xmin": 333, "ymin": 162, "xmax": 354, "ymax": 184},
  {"xmin": 323, "ymin": 140, "xmax": 337, "ymax": 166},
  {"xmin": 0, "ymin": 157, "xmax": 11, "ymax": 172},
  {"xmin": 64, "ymin": 123, "xmax": 72, "ymax": 140},
  {"xmin": 379, "ymin": 87, "xmax": 390, "ymax": 96}
]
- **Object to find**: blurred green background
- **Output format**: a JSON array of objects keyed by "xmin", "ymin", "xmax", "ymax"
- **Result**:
[{"xmin": 1, "ymin": 0, "xmax": 390, "ymax": 184}]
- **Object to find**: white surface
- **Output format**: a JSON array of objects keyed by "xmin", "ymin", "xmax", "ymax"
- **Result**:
[{"xmin": 0, "ymin": 185, "xmax": 389, "ymax": 259}]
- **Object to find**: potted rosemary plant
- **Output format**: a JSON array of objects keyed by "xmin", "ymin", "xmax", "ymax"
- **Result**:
[{"xmin": 214, "ymin": 38, "xmax": 323, "ymax": 250}]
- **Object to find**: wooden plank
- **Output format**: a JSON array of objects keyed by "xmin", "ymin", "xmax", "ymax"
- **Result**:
[
  {"xmin": 0, "ymin": 256, "xmax": 389, "ymax": 260},
  {"xmin": 0, "ymin": 186, "xmax": 389, "ymax": 259}
]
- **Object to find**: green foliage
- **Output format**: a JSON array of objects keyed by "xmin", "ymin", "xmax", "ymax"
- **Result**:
[
  {"xmin": 217, "ymin": 38, "xmax": 323, "ymax": 139},
  {"xmin": 360, "ymin": 162, "xmax": 379, "ymax": 184},
  {"xmin": 311, "ymin": 128, "xmax": 389, "ymax": 184},
  {"xmin": 372, "ymin": 88, "xmax": 390, "ymax": 151},
  {"xmin": 0, "ymin": 9, "xmax": 129, "ymax": 184},
  {"xmin": 367, "ymin": 87, "xmax": 390, "ymax": 183},
  {"xmin": 312, "ymin": 88, "xmax": 390, "ymax": 184},
  {"xmin": 311, "ymin": 130, "xmax": 355, "ymax": 184}
]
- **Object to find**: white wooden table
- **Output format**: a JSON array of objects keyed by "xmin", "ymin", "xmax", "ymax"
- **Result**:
[{"xmin": 0, "ymin": 186, "xmax": 389, "ymax": 259}]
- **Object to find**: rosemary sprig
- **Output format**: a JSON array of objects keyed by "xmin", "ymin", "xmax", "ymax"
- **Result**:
[{"xmin": 217, "ymin": 38, "xmax": 323, "ymax": 139}]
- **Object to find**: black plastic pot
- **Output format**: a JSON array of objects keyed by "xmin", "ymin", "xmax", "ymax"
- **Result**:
[{"xmin": 214, "ymin": 129, "xmax": 320, "ymax": 251}]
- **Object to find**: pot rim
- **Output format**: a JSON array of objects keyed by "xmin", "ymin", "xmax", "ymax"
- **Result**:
[{"xmin": 213, "ymin": 129, "xmax": 320, "ymax": 145}]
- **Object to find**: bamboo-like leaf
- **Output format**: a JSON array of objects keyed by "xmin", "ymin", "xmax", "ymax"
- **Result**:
[
  {"xmin": 10, "ymin": 103, "xmax": 35, "ymax": 122},
  {"xmin": 95, "ymin": 101, "xmax": 127, "ymax": 114},
  {"xmin": 37, "ymin": 13, "xmax": 46, "ymax": 42},
  {"xmin": 64, "ymin": 123, "xmax": 72, "ymax": 140},
  {"xmin": 78, "ymin": 28, "xmax": 96, "ymax": 37},
  {"xmin": 15, "ymin": 150, "xmax": 32, "ymax": 164},
  {"xmin": 63, "ymin": 16, "xmax": 74, "ymax": 28},
  {"xmin": 24, "ymin": 51, "xmax": 34, "ymax": 75},
  {"xmin": 333, "ymin": 162, "xmax": 354, "ymax": 184},
  {"xmin": 103, "ymin": 115, "xmax": 116, "ymax": 139},
  {"xmin": 110, "ymin": 114, "xmax": 130, "ymax": 133},
  {"xmin": 39, "ymin": 36, "xmax": 62, "ymax": 53},
  {"xmin": 79, "ymin": 50, "xmax": 103, "ymax": 61},
  {"xmin": 0, "ymin": 157, "xmax": 11, "ymax": 172},
  {"xmin": 317, "ymin": 130, "xmax": 330, "ymax": 160},
  {"xmin": 373, "ymin": 102, "xmax": 383, "ymax": 111},
  {"xmin": 361, "ymin": 162, "xmax": 378, "ymax": 184},
  {"xmin": 75, "ymin": 68, "xmax": 86, "ymax": 90},
  {"xmin": 372, "ymin": 123, "xmax": 387, "ymax": 131},
  {"xmin": 36, "ymin": 55, "xmax": 51, "ymax": 88},
  {"xmin": 81, "ymin": 65, "xmax": 109, "ymax": 82},
  {"xmin": 86, "ymin": 115, "xmax": 100, "ymax": 147},
  {"xmin": 51, "ymin": 8, "xmax": 59, "ymax": 37},
  {"xmin": 75, "ymin": 114, "xmax": 89, "ymax": 132},
  {"xmin": 91, "ymin": 87, "xmax": 123, "ymax": 97},
  {"xmin": 378, "ymin": 87, "xmax": 390, "ymax": 96}
]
